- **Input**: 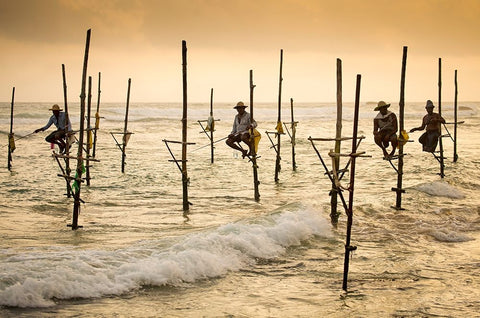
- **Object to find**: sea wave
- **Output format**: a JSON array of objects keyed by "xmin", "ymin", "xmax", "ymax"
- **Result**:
[
  {"xmin": 0, "ymin": 205, "xmax": 331, "ymax": 308},
  {"xmin": 414, "ymin": 181, "xmax": 466, "ymax": 199}
]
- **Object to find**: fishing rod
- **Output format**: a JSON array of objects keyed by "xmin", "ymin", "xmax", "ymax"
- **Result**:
[
  {"xmin": 190, "ymin": 136, "xmax": 227, "ymax": 152},
  {"xmin": 2, "ymin": 132, "xmax": 35, "ymax": 148}
]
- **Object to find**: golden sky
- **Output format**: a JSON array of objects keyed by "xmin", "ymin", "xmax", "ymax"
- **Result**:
[{"xmin": 1, "ymin": 0, "xmax": 479, "ymax": 103}]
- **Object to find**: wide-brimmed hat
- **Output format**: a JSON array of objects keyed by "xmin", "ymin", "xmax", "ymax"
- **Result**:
[
  {"xmin": 425, "ymin": 100, "xmax": 435, "ymax": 108},
  {"xmin": 49, "ymin": 104, "xmax": 62, "ymax": 111},
  {"xmin": 374, "ymin": 101, "xmax": 390, "ymax": 111},
  {"xmin": 234, "ymin": 101, "xmax": 247, "ymax": 109}
]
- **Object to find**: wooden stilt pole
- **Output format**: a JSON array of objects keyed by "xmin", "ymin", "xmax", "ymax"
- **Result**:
[
  {"xmin": 274, "ymin": 49, "xmax": 283, "ymax": 183},
  {"xmin": 438, "ymin": 58, "xmax": 445, "ymax": 178},
  {"xmin": 210, "ymin": 88, "xmax": 214, "ymax": 164},
  {"xmin": 92, "ymin": 72, "xmax": 101, "ymax": 158},
  {"xmin": 393, "ymin": 46, "xmax": 408, "ymax": 210},
  {"xmin": 342, "ymin": 74, "xmax": 361, "ymax": 291},
  {"xmin": 290, "ymin": 98, "xmax": 296, "ymax": 171},
  {"xmin": 121, "ymin": 78, "xmax": 131, "ymax": 173},
  {"xmin": 331, "ymin": 58, "xmax": 342, "ymax": 224},
  {"xmin": 7, "ymin": 87, "xmax": 15, "ymax": 171},
  {"xmin": 182, "ymin": 40, "xmax": 189, "ymax": 211},
  {"xmin": 86, "ymin": 76, "xmax": 92, "ymax": 186},
  {"xmin": 250, "ymin": 69, "xmax": 260, "ymax": 201},
  {"xmin": 453, "ymin": 70, "xmax": 458, "ymax": 162},
  {"xmin": 70, "ymin": 29, "xmax": 91, "ymax": 230},
  {"xmin": 61, "ymin": 64, "xmax": 72, "ymax": 197}
]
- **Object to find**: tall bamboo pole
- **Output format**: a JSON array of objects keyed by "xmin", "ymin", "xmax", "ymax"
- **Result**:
[
  {"xmin": 290, "ymin": 98, "xmax": 296, "ymax": 171},
  {"xmin": 274, "ymin": 49, "xmax": 283, "ymax": 182},
  {"xmin": 210, "ymin": 88, "xmax": 214, "ymax": 163},
  {"xmin": 61, "ymin": 64, "xmax": 71, "ymax": 197},
  {"xmin": 93, "ymin": 72, "xmax": 101, "ymax": 158},
  {"xmin": 250, "ymin": 69, "xmax": 260, "ymax": 201},
  {"xmin": 86, "ymin": 76, "xmax": 92, "ymax": 186},
  {"xmin": 438, "ymin": 58, "xmax": 445, "ymax": 178},
  {"xmin": 71, "ymin": 28, "xmax": 90, "ymax": 230},
  {"xmin": 121, "ymin": 78, "xmax": 131, "ymax": 173},
  {"xmin": 7, "ymin": 87, "xmax": 15, "ymax": 171},
  {"xmin": 394, "ymin": 46, "xmax": 408, "ymax": 209},
  {"xmin": 182, "ymin": 40, "xmax": 189, "ymax": 211},
  {"xmin": 453, "ymin": 70, "xmax": 458, "ymax": 162},
  {"xmin": 331, "ymin": 58, "xmax": 342, "ymax": 224},
  {"xmin": 342, "ymin": 74, "xmax": 361, "ymax": 291}
]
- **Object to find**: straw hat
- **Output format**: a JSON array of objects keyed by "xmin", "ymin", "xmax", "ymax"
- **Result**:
[
  {"xmin": 374, "ymin": 101, "xmax": 390, "ymax": 111},
  {"xmin": 234, "ymin": 101, "xmax": 247, "ymax": 109},
  {"xmin": 49, "ymin": 104, "xmax": 62, "ymax": 111},
  {"xmin": 425, "ymin": 100, "xmax": 435, "ymax": 108}
]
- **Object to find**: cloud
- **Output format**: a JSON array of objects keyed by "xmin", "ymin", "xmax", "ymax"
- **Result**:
[{"xmin": 0, "ymin": 0, "xmax": 479, "ymax": 102}]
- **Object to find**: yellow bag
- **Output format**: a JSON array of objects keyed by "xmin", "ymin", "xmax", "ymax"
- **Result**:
[
  {"xmin": 253, "ymin": 129, "xmax": 261, "ymax": 153},
  {"xmin": 397, "ymin": 130, "xmax": 409, "ymax": 148},
  {"xmin": 275, "ymin": 121, "xmax": 284, "ymax": 134}
]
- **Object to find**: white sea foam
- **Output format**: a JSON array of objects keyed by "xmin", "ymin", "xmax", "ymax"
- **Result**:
[
  {"xmin": 0, "ymin": 206, "xmax": 330, "ymax": 308},
  {"xmin": 428, "ymin": 229, "xmax": 473, "ymax": 242},
  {"xmin": 414, "ymin": 181, "xmax": 466, "ymax": 199}
]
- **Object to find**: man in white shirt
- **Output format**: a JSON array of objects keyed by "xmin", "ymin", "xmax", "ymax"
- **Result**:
[
  {"xmin": 373, "ymin": 101, "xmax": 398, "ymax": 158},
  {"xmin": 226, "ymin": 101, "xmax": 257, "ymax": 158}
]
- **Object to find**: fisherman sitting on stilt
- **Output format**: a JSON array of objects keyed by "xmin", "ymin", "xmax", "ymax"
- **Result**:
[
  {"xmin": 373, "ymin": 101, "xmax": 398, "ymax": 159},
  {"xmin": 409, "ymin": 100, "xmax": 445, "ymax": 153},
  {"xmin": 226, "ymin": 101, "xmax": 257, "ymax": 158},
  {"xmin": 34, "ymin": 104, "xmax": 72, "ymax": 154}
]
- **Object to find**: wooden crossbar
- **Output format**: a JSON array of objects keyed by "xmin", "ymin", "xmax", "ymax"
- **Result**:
[
  {"xmin": 52, "ymin": 153, "xmax": 100, "ymax": 162},
  {"xmin": 328, "ymin": 151, "xmax": 368, "ymax": 158},
  {"xmin": 309, "ymin": 136, "xmax": 365, "ymax": 142},
  {"xmin": 162, "ymin": 139, "xmax": 196, "ymax": 145}
]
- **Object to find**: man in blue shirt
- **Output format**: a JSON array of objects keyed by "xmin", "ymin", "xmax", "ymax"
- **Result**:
[{"xmin": 34, "ymin": 104, "xmax": 72, "ymax": 153}]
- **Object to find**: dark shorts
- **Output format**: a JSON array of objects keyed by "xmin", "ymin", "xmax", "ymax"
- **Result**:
[
  {"xmin": 419, "ymin": 130, "xmax": 440, "ymax": 152},
  {"xmin": 230, "ymin": 132, "xmax": 250, "ymax": 142},
  {"xmin": 45, "ymin": 130, "xmax": 66, "ymax": 143}
]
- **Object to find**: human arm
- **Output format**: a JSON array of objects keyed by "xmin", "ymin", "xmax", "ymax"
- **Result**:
[
  {"xmin": 230, "ymin": 115, "xmax": 238, "ymax": 136},
  {"xmin": 390, "ymin": 113, "xmax": 398, "ymax": 133},
  {"xmin": 410, "ymin": 115, "xmax": 427, "ymax": 132},
  {"xmin": 248, "ymin": 118, "xmax": 257, "ymax": 130},
  {"xmin": 34, "ymin": 116, "xmax": 54, "ymax": 133},
  {"xmin": 373, "ymin": 118, "xmax": 379, "ymax": 135}
]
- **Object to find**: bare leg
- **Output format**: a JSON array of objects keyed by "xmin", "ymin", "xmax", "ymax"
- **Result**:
[
  {"xmin": 226, "ymin": 137, "xmax": 248, "ymax": 157},
  {"xmin": 240, "ymin": 133, "xmax": 253, "ymax": 155},
  {"xmin": 388, "ymin": 134, "xmax": 398, "ymax": 157},
  {"xmin": 375, "ymin": 133, "xmax": 389, "ymax": 158}
]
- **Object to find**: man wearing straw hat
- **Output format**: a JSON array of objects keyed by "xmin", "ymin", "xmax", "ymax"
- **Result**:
[
  {"xmin": 409, "ymin": 100, "xmax": 445, "ymax": 152},
  {"xmin": 226, "ymin": 101, "xmax": 257, "ymax": 158},
  {"xmin": 373, "ymin": 100, "xmax": 398, "ymax": 158},
  {"xmin": 34, "ymin": 104, "xmax": 72, "ymax": 154}
]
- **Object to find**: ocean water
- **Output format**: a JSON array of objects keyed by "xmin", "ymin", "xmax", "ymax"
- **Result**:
[{"xmin": 0, "ymin": 100, "xmax": 479, "ymax": 317}]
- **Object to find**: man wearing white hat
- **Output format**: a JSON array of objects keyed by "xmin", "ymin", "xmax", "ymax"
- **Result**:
[
  {"xmin": 226, "ymin": 101, "xmax": 257, "ymax": 158},
  {"xmin": 373, "ymin": 101, "xmax": 398, "ymax": 158},
  {"xmin": 34, "ymin": 104, "xmax": 72, "ymax": 153}
]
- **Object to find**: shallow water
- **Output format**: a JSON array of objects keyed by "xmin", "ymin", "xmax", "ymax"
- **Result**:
[{"xmin": 0, "ymin": 101, "xmax": 479, "ymax": 317}]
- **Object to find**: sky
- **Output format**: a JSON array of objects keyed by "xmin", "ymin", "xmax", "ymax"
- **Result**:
[{"xmin": 1, "ymin": 0, "xmax": 479, "ymax": 103}]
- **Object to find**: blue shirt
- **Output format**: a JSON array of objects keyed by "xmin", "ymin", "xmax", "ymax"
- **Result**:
[{"xmin": 41, "ymin": 112, "xmax": 72, "ymax": 131}]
